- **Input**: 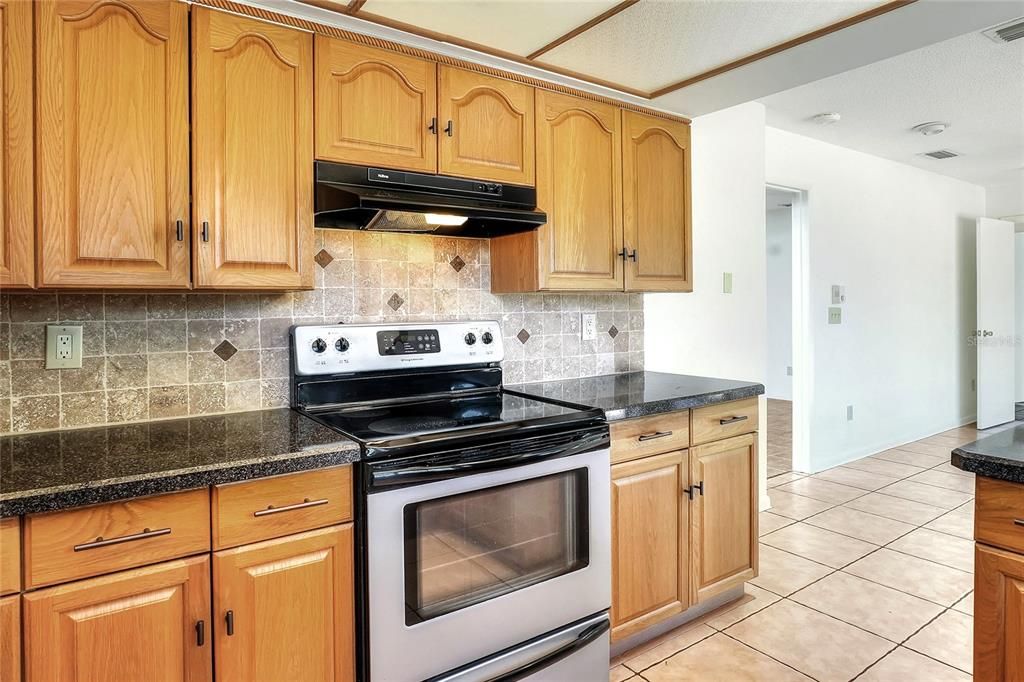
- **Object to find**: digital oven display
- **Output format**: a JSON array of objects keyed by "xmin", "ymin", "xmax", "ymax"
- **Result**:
[{"xmin": 377, "ymin": 329, "xmax": 441, "ymax": 356}]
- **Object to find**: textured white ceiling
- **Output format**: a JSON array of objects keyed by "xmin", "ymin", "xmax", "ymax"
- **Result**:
[
  {"xmin": 359, "ymin": 0, "xmax": 623, "ymax": 55},
  {"xmin": 760, "ymin": 30, "xmax": 1024, "ymax": 186}
]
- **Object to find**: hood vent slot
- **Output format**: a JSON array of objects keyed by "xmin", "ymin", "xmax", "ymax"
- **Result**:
[
  {"xmin": 921, "ymin": 149, "xmax": 960, "ymax": 160},
  {"xmin": 983, "ymin": 17, "xmax": 1024, "ymax": 43}
]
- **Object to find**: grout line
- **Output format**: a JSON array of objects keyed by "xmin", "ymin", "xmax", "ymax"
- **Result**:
[{"xmin": 719, "ymin": 629, "xmax": 825, "ymax": 682}]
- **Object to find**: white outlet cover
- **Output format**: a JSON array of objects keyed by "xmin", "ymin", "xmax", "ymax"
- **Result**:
[
  {"xmin": 46, "ymin": 325, "xmax": 83, "ymax": 369},
  {"xmin": 581, "ymin": 313, "xmax": 597, "ymax": 341}
]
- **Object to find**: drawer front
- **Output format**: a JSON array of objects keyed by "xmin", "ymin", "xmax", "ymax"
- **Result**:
[
  {"xmin": 976, "ymin": 476, "xmax": 1024, "ymax": 554},
  {"xmin": 24, "ymin": 488, "xmax": 210, "ymax": 589},
  {"xmin": 0, "ymin": 518, "xmax": 20, "ymax": 595},
  {"xmin": 213, "ymin": 466, "xmax": 352, "ymax": 549},
  {"xmin": 691, "ymin": 398, "xmax": 759, "ymax": 446},
  {"xmin": 610, "ymin": 412, "xmax": 690, "ymax": 463}
]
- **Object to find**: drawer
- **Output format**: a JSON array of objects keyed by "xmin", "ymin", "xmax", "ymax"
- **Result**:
[
  {"xmin": 610, "ymin": 411, "xmax": 690, "ymax": 464},
  {"xmin": 0, "ymin": 518, "xmax": 20, "ymax": 595},
  {"xmin": 213, "ymin": 466, "xmax": 352, "ymax": 549},
  {"xmin": 24, "ymin": 488, "xmax": 210, "ymax": 589},
  {"xmin": 691, "ymin": 398, "xmax": 759, "ymax": 446},
  {"xmin": 976, "ymin": 476, "xmax": 1023, "ymax": 554}
]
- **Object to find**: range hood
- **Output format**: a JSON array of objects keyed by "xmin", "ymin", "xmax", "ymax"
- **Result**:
[{"xmin": 314, "ymin": 161, "xmax": 546, "ymax": 237}]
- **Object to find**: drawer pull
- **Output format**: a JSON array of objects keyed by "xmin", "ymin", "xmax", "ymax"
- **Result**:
[
  {"xmin": 253, "ymin": 497, "xmax": 328, "ymax": 517},
  {"xmin": 638, "ymin": 431, "xmax": 673, "ymax": 442},
  {"xmin": 196, "ymin": 620, "xmax": 205, "ymax": 647},
  {"xmin": 1015, "ymin": 519, "xmax": 1024, "ymax": 527},
  {"xmin": 719, "ymin": 415, "xmax": 749, "ymax": 425},
  {"xmin": 225, "ymin": 610, "xmax": 234, "ymax": 636},
  {"xmin": 73, "ymin": 527, "xmax": 171, "ymax": 552}
]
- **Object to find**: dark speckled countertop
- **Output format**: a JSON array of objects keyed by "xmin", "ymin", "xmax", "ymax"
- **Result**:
[
  {"xmin": 0, "ymin": 408, "xmax": 360, "ymax": 516},
  {"xmin": 507, "ymin": 371, "xmax": 765, "ymax": 421},
  {"xmin": 952, "ymin": 424, "xmax": 1024, "ymax": 484}
]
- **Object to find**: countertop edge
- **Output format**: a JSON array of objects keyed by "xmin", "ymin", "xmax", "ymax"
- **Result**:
[
  {"xmin": 951, "ymin": 447, "xmax": 1024, "ymax": 485},
  {"xmin": 601, "ymin": 384, "xmax": 766, "ymax": 421}
]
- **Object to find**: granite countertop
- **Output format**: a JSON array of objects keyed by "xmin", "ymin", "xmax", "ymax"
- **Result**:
[
  {"xmin": 952, "ymin": 424, "xmax": 1024, "ymax": 484},
  {"xmin": 506, "ymin": 371, "xmax": 765, "ymax": 421},
  {"xmin": 0, "ymin": 408, "xmax": 360, "ymax": 516}
]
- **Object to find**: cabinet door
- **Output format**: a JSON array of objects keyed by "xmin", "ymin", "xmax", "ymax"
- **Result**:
[
  {"xmin": 690, "ymin": 433, "xmax": 757, "ymax": 603},
  {"xmin": 315, "ymin": 36, "xmax": 437, "ymax": 173},
  {"xmin": 611, "ymin": 450, "xmax": 688, "ymax": 641},
  {"xmin": 535, "ymin": 90, "xmax": 623, "ymax": 290},
  {"xmin": 622, "ymin": 111, "xmax": 692, "ymax": 292},
  {"xmin": 192, "ymin": 8, "xmax": 313, "ymax": 289},
  {"xmin": 0, "ymin": 595, "xmax": 19, "ymax": 682},
  {"xmin": 1, "ymin": 0, "xmax": 33, "ymax": 288},
  {"xmin": 214, "ymin": 525, "xmax": 354, "ymax": 682},
  {"xmin": 24, "ymin": 556, "xmax": 212, "ymax": 682},
  {"xmin": 976, "ymin": 543, "xmax": 1024, "ymax": 681},
  {"xmin": 36, "ymin": 0, "xmax": 190, "ymax": 288},
  {"xmin": 438, "ymin": 68, "xmax": 534, "ymax": 185}
]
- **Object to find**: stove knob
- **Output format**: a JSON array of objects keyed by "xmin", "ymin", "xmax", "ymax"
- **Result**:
[
  {"xmin": 311, "ymin": 338, "xmax": 327, "ymax": 353},
  {"xmin": 335, "ymin": 337, "xmax": 350, "ymax": 352},
  {"xmin": 464, "ymin": 332, "xmax": 477, "ymax": 346},
  {"xmin": 481, "ymin": 331, "xmax": 493, "ymax": 345}
]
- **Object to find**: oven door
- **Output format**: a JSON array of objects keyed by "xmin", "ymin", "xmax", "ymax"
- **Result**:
[{"xmin": 365, "ymin": 445, "xmax": 610, "ymax": 682}]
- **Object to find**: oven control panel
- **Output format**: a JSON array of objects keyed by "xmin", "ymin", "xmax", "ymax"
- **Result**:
[{"xmin": 292, "ymin": 320, "xmax": 503, "ymax": 375}]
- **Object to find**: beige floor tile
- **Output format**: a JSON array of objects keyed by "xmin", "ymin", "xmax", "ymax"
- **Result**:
[
  {"xmin": 803, "ymin": 506, "xmax": 916, "ymax": 545},
  {"xmin": 871, "ymin": 449, "xmax": 947, "ymax": 468},
  {"xmin": 888, "ymin": 528, "xmax": 974, "ymax": 572},
  {"xmin": 642, "ymin": 633, "xmax": 813, "ymax": 682},
  {"xmin": 919, "ymin": 434, "xmax": 964, "ymax": 448},
  {"xmin": 905, "ymin": 609, "xmax": 973, "ymax": 673},
  {"xmin": 876, "ymin": 480, "xmax": 972, "ymax": 509},
  {"xmin": 907, "ymin": 469, "xmax": 976, "ymax": 494},
  {"xmin": 750, "ymin": 544, "xmax": 833, "ymax": 596},
  {"xmin": 894, "ymin": 441, "xmax": 955, "ymax": 458},
  {"xmin": 858, "ymin": 646, "xmax": 972, "ymax": 682},
  {"xmin": 923, "ymin": 504, "xmax": 974, "ymax": 540},
  {"xmin": 775, "ymin": 477, "xmax": 868, "ymax": 504},
  {"xmin": 621, "ymin": 623, "xmax": 716, "ymax": 672},
  {"xmin": 768, "ymin": 471, "xmax": 807, "ymax": 487},
  {"xmin": 843, "ymin": 456, "xmax": 926, "ymax": 479},
  {"xmin": 790, "ymin": 572, "xmax": 944, "ymax": 642},
  {"xmin": 725, "ymin": 600, "xmax": 893, "ymax": 682},
  {"xmin": 768, "ymin": 489, "xmax": 835, "ymax": 520},
  {"xmin": 761, "ymin": 522, "xmax": 877, "ymax": 568},
  {"xmin": 952, "ymin": 592, "xmax": 974, "ymax": 616},
  {"xmin": 811, "ymin": 466, "xmax": 900, "ymax": 491},
  {"xmin": 610, "ymin": 665, "xmax": 634, "ymax": 682},
  {"xmin": 843, "ymin": 549, "xmax": 973, "ymax": 606},
  {"xmin": 930, "ymin": 460, "xmax": 975, "ymax": 477},
  {"xmin": 759, "ymin": 511, "xmax": 795, "ymax": 536},
  {"xmin": 843, "ymin": 492, "xmax": 948, "ymax": 525},
  {"xmin": 704, "ymin": 584, "xmax": 781, "ymax": 630}
]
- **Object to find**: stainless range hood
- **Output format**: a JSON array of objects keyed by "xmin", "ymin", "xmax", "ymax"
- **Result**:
[{"xmin": 313, "ymin": 161, "xmax": 546, "ymax": 237}]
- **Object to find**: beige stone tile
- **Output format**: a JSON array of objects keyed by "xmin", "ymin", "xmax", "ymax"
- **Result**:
[
  {"xmin": 844, "ymin": 549, "xmax": 973, "ymax": 606},
  {"xmin": 761, "ymin": 522, "xmax": 877, "ymax": 568},
  {"xmin": 609, "ymin": 665, "xmax": 633, "ymax": 682},
  {"xmin": 803, "ymin": 506, "xmax": 916, "ymax": 545},
  {"xmin": 150, "ymin": 385, "xmax": 189, "ymax": 419},
  {"xmin": 767, "ymin": 490, "xmax": 834, "ymax": 520},
  {"xmin": 775, "ymin": 477, "xmax": 867, "ymax": 504},
  {"xmin": 767, "ymin": 471, "xmax": 806, "ymax": 487},
  {"xmin": 952, "ymin": 591, "xmax": 973, "ymax": 616},
  {"xmin": 621, "ymin": 622, "xmax": 715, "ymax": 672},
  {"xmin": 907, "ymin": 469, "xmax": 975, "ymax": 494},
  {"xmin": 60, "ymin": 391, "xmax": 106, "ymax": 428},
  {"xmin": 888, "ymin": 528, "xmax": 974, "ymax": 573},
  {"xmin": 10, "ymin": 395, "xmax": 59, "ymax": 432},
  {"xmin": 759, "ymin": 512, "xmax": 795, "ymax": 536},
  {"xmin": 106, "ymin": 355, "xmax": 148, "ymax": 390},
  {"xmin": 750, "ymin": 544, "xmax": 833, "ymax": 596},
  {"xmin": 189, "ymin": 383, "xmax": 225, "ymax": 415},
  {"xmin": 858, "ymin": 646, "xmax": 972, "ymax": 682},
  {"xmin": 876, "ymin": 480, "xmax": 972, "ymax": 509},
  {"xmin": 10, "ymin": 359, "xmax": 59, "ymax": 397},
  {"xmin": 107, "ymin": 388, "xmax": 149, "ymax": 423},
  {"xmin": 225, "ymin": 380, "xmax": 262, "ymax": 412},
  {"xmin": 843, "ymin": 492, "xmax": 948, "ymax": 526},
  {"xmin": 811, "ymin": 466, "xmax": 900, "ymax": 491},
  {"xmin": 148, "ymin": 352, "xmax": 188, "ymax": 387},
  {"xmin": 642, "ymin": 633, "xmax": 813, "ymax": 682},
  {"xmin": 725, "ymin": 600, "xmax": 893, "ymax": 682},
  {"xmin": 893, "ymin": 441, "xmax": 954, "ymax": 458},
  {"xmin": 704, "ymin": 583, "xmax": 781, "ymax": 630},
  {"xmin": 790, "ymin": 571, "xmax": 944, "ymax": 642},
  {"xmin": 842, "ymin": 456, "xmax": 926, "ymax": 479},
  {"xmin": 905, "ymin": 609, "xmax": 972, "ymax": 673},
  {"xmin": 871, "ymin": 449, "xmax": 947, "ymax": 468},
  {"xmin": 59, "ymin": 356, "xmax": 105, "ymax": 393}
]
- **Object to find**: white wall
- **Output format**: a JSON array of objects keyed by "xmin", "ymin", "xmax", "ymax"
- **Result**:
[
  {"xmin": 766, "ymin": 207, "xmax": 793, "ymax": 400},
  {"xmin": 767, "ymin": 127, "xmax": 985, "ymax": 471},
  {"xmin": 986, "ymin": 170, "xmax": 1024, "ymax": 223},
  {"xmin": 1017, "ymin": 233, "xmax": 1024, "ymax": 402},
  {"xmin": 645, "ymin": 102, "xmax": 769, "ymax": 507}
]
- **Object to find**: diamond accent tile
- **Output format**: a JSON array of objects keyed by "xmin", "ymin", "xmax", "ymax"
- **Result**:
[
  {"xmin": 449, "ymin": 255, "xmax": 465, "ymax": 272},
  {"xmin": 608, "ymin": 325, "xmax": 619, "ymax": 338},
  {"xmin": 517, "ymin": 329, "xmax": 531, "ymax": 344},
  {"xmin": 213, "ymin": 340, "xmax": 237, "ymax": 361},
  {"xmin": 314, "ymin": 249, "xmax": 334, "ymax": 268},
  {"xmin": 387, "ymin": 293, "xmax": 404, "ymax": 311}
]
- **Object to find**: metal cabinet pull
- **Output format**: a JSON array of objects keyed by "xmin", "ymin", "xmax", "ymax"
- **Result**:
[
  {"xmin": 253, "ymin": 497, "xmax": 329, "ymax": 517},
  {"xmin": 444, "ymin": 120, "xmax": 454, "ymax": 137},
  {"xmin": 175, "ymin": 219, "xmax": 184, "ymax": 241},
  {"xmin": 428, "ymin": 117, "xmax": 438, "ymax": 134},
  {"xmin": 638, "ymin": 431, "xmax": 673, "ymax": 442},
  {"xmin": 627, "ymin": 249, "xmax": 637, "ymax": 261},
  {"xmin": 684, "ymin": 482, "xmax": 704, "ymax": 499},
  {"xmin": 73, "ymin": 527, "xmax": 171, "ymax": 552},
  {"xmin": 719, "ymin": 415, "xmax": 749, "ymax": 425},
  {"xmin": 225, "ymin": 610, "xmax": 234, "ymax": 636},
  {"xmin": 201, "ymin": 221, "xmax": 209, "ymax": 242},
  {"xmin": 196, "ymin": 620, "xmax": 205, "ymax": 647},
  {"xmin": 1014, "ymin": 519, "xmax": 1024, "ymax": 527}
]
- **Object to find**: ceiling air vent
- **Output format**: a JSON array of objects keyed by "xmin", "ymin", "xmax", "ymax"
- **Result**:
[
  {"xmin": 983, "ymin": 17, "xmax": 1024, "ymax": 43},
  {"xmin": 921, "ymin": 149, "xmax": 960, "ymax": 160}
]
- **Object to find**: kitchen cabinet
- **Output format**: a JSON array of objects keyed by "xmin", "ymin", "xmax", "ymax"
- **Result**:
[
  {"xmin": 976, "ymin": 543, "xmax": 1024, "ymax": 681},
  {"xmin": 24, "ymin": 556, "xmax": 212, "ymax": 682},
  {"xmin": 213, "ymin": 525, "xmax": 355, "ymax": 682},
  {"xmin": 35, "ymin": 0, "xmax": 191, "ymax": 288},
  {"xmin": 0, "ymin": 0, "xmax": 33, "ymax": 289},
  {"xmin": 0, "ymin": 595, "xmax": 18, "ymax": 682},
  {"xmin": 191, "ymin": 8, "xmax": 314, "ymax": 289}
]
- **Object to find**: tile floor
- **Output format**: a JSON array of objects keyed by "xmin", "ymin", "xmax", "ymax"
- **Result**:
[
  {"xmin": 609, "ymin": 422, "xmax": 1016, "ymax": 682},
  {"xmin": 767, "ymin": 398, "xmax": 793, "ymax": 478}
]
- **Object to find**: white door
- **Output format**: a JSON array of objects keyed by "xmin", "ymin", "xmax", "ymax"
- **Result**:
[{"xmin": 977, "ymin": 217, "xmax": 1016, "ymax": 428}]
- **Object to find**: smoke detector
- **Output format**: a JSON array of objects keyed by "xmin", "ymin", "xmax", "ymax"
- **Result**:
[
  {"xmin": 983, "ymin": 17, "xmax": 1024, "ymax": 43},
  {"xmin": 912, "ymin": 121, "xmax": 950, "ymax": 136},
  {"xmin": 811, "ymin": 112, "xmax": 841, "ymax": 126}
]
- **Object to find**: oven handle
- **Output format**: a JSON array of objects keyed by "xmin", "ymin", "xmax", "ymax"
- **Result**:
[{"xmin": 496, "ymin": 616, "xmax": 609, "ymax": 682}]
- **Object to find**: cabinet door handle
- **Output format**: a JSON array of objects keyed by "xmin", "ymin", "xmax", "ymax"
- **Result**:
[
  {"xmin": 444, "ymin": 120, "xmax": 454, "ymax": 137},
  {"xmin": 225, "ymin": 610, "xmax": 234, "ymax": 636},
  {"xmin": 618, "ymin": 248, "xmax": 628, "ymax": 261},
  {"xmin": 73, "ymin": 527, "xmax": 171, "ymax": 552},
  {"xmin": 175, "ymin": 219, "xmax": 184, "ymax": 242},
  {"xmin": 201, "ymin": 221, "xmax": 209, "ymax": 242},
  {"xmin": 196, "ymin": 620, "xmax": 205, "ymax": 647},
  {"xmin": 253, "ymin": 497, "xmax": 329, "ymax": 517},
  {"xmin": 638, "ymin": 431, "xmax": 673, "ymax": 442},
  {"xmin": 428, "ymin": 117, "xmax": 438, "ymax": 134},
  {"xmin": 627, "ymin": 249, "xmax": 637, "ymax": 261},
  {"xmin": 719, "ymin": 415, "xmax": 749, "ymax": 425},
  {"xmin": 1014, "ymin": 519, "xmax": 1024, "ymax": 527}
]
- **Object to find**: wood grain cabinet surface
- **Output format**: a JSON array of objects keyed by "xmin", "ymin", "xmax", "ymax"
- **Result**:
[
  {"xmin": 0, "ymin": 517, "xmax": 19, "ymax": 596},
  {"xmin": 36, "ymin": 0, "xmax": 191, "ymax": 289},
  {"xmin": 975, "ymin": 543, "xmax": 1024, "ymax": 682},
  {"xmin": 191, "ymin": 7, "xmax": 313, "ymax": 290},
  {"xmin": 0, "ymin": 594, "xmax": 18, "ymax": 682}
]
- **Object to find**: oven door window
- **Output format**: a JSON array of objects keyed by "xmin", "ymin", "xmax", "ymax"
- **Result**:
[{"xmin": 403, "ymin": 469, "xmax": 589, "ymax": 625}]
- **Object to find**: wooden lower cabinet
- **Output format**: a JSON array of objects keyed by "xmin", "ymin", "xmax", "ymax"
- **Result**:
[
  {"xmin": 976, "ymin": 543, "xmax": 1024, "ymax": 681},
  {"xmin": 23, "ymin": 556, "xmax": 212, "ymax": 682},
  {"xmin": 611, "ymin": 450, "xmax": 689, "ymax": 641},
  {"xmin": 0, "ymin": 595, "xmax": 19, "ymax": 682},
  {"xmin": 213, "ymin": 524, "xmax": 355, "ymax": 682}
]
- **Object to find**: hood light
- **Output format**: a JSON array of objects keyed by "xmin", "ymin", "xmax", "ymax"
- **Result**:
[{"xmin": 425, "ymin": 214, "xmax": 468, "ymax": 226}]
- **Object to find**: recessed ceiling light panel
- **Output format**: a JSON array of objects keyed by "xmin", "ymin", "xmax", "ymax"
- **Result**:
[{"xmin": 912, "ymin": 121, "xmax": 950, "ymax": 136}]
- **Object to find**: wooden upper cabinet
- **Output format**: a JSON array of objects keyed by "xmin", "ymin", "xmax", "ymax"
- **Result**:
[
  {"xmin": 191, "ymin": 8, "xmax": 313, "ymax": 289},
  {"xmin": 622, "ymin": 111, "xmax": 692, "ymax": 292},
  {"xmin": 36, "ymin": 0, "xmax": 190, "ymax": 288},
  {"xmin": 438, "ymin": 68, "xmax": 534, "ymax": 185},
  {"xmin": 0, "ymin": 0, "xmax": 33, "ymax": 288},
  {"xmin": 315, "ymin": 37, "xmax": 437, "ymax": 173}
]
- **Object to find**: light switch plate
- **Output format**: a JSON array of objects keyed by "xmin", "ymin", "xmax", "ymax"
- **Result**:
[
  {"xmin": 581, "ymin": 313, "xmax": 597, "ymax": 341},
  {"xmin": 723, "ymin": 272, "xmax": 733, "ymax": 294},
  {"xmin": 828, "ymin": 307, "xmax": 842, "ymax": 325},
  {"xmin": 46, "ymin": 325, "xmax": 83, "ymax": 369},
  {"xmin": 831, "ymin": 285, "xmax": 847, "ymax": 304}
]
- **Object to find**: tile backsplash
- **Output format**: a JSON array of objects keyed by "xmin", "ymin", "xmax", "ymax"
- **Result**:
[{"xmin": 0, "ymin": 231, "xmax": 644, "ymax": 434}]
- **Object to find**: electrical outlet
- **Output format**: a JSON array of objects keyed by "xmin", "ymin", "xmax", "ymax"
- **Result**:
[
  {"xmin": 723, "ymin": 272, "xmax": 733, "ymax": 294},
  {"xmin": 828, "ymin": 307, "xmax": 842, "ymax": 325},
  {"xmin": 847, "ymin": 405, "xmax": 854, "ymax": 421},
  {"xmin": 581, "ymin": 313, "xmax": 597, "ymax": 341},
  {"xmin": 46, "ymin": 325, "xmax": 83, "ymax": 369}
]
